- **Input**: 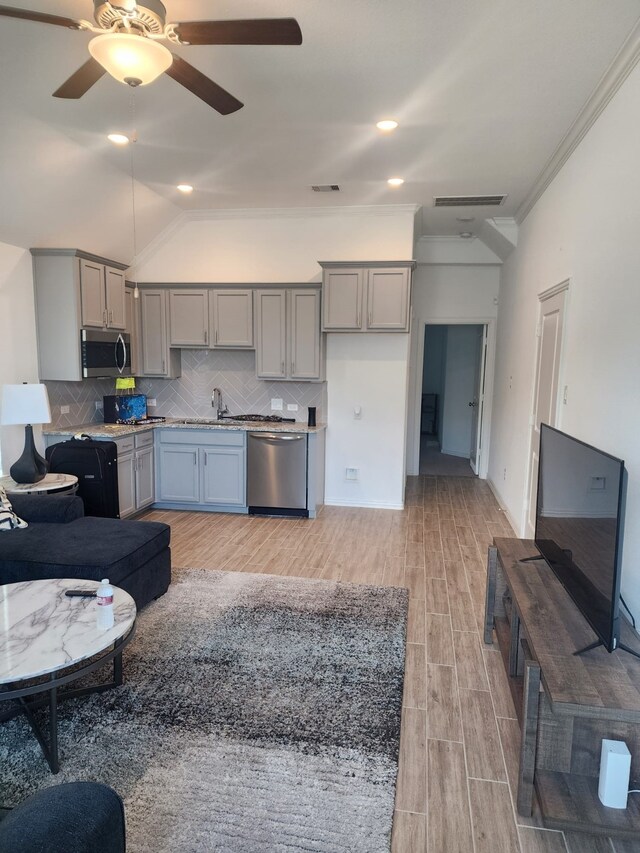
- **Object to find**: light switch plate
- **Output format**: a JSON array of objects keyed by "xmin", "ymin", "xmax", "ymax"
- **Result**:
[
  {"xmin": 345, "ymin": 467, "xmax": 359, "ymax": 480},
  {"xmin": 271, "ymin": 398, "xmax": 283, "ymax": 411},
  {"xmin": 287, "ymin": 403, "xmax": 299, "ymax": 412},
  {"xmin": 60, "ymin": 405, "xmax": 70, "ymax": 415},
  {"xmin": 147, "ymin": 398, "xmax": 157, "ymax": 407}
]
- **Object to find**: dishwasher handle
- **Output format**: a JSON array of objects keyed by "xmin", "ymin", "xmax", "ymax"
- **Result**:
[{"xmin": 249, "ymin": 433, "xmax": 305, "ymax": 441}]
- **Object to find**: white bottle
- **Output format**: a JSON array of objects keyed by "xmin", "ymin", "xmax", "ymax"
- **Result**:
[{"xmin": 96, "ymin": 578, "xmax": 115, "ymax": 630}]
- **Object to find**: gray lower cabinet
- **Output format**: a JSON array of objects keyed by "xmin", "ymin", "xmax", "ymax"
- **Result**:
[
  {"xmin": 115, "ymin": 432, "xmax": 155, "ymax": 518},
  {"xmin": 156, "ymin": 429, "xmax": 246, "ymax": 510}
]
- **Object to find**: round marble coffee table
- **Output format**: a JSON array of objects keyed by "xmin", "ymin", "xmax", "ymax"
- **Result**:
[{"xmin": 0, "ymin": 579, "xmax": 136, "ymax": 773}]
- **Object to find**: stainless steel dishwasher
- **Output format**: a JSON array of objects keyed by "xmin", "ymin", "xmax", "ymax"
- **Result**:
[{"xmin": 247, "ymin": 432, "xmax": 308, "ymax": 517}]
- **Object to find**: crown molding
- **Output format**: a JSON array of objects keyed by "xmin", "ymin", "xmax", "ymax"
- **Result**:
[
  {"xmin": 183, "ymin": 204, "xmax": 421, "ymax": 221},
  {"xmin": 516, "ymin": 18, "xmax": 640, "ymax": 224}
]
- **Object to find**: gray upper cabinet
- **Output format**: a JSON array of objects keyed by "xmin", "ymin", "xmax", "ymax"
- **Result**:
[
  {"xmin": 31, "ymin": 249, "xmax": 129, "ymax": 381},
  {"xmin": 210, "ymin": 290, "xmax": 253, "ymax": 348},
  {"xmin": 255, "ymin": 288, "xmax": 323, "ymax": 381},
  {"xmin": 105, "ymin": 267, "xmax": 126, "ymax": 330},
  {"xmin": 321, "ymin": 268, "xmax": 363, "ymax": 330},
  {"xmin": 140, "ymin": 289, "xmax": 181, "ymax": 378},
  {"xmin": 255, "ymin": 290, "xmax": 287, "ymax": 379},
  {"xmin": 320, "ymin": 261, "xmax": 414, "ymax": 333},
  {"xmin": 289, "ymin": 290, "xmax": 322, "ymax": 380},
  {"xmin": 169, "ymin": 289, "xmax": 209, "ymax": 347},
  {"xmin": 80, "ymin": 259, "xmax": 126, "ymax": 330}
]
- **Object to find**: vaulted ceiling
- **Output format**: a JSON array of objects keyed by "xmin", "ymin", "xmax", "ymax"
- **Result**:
[{"xmin": 1, "ymin": 0, "xmax": 639, "ymax": 261}]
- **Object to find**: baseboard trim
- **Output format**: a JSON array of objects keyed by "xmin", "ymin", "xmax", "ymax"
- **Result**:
[
  {"xmin": 486, "ymin": 478, "xmax": 521, "ymax": 535},
  {"xmin": 324, "ymin": 497, "xmax": 404, "ymax": 510}
]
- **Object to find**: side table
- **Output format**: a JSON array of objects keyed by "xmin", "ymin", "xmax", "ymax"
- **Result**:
[{"xmin": 0, "ymin": 473, "xmax": 78, "ymax": 496}]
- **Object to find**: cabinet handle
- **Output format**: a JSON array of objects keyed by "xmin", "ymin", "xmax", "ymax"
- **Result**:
[
  {"xmin": 204, "ymin": 329, "xmax": 208, "ymax": 345},
  {"xmin": 281, "ymin": 360, "xmax": 285, "ymax": 375},
  {"xmin": 368, "ymin": 310, "xmax": 372, "ymax": 327},
  {"xmin": 357, "ymin": 308, "xmax": 361, "ymax": 327},
  {"xmin": 109, "ymin": 310, "xmax": 113, "ymax": 325},
  {"xmin": 291, "ymin": 360, "xmax": 295, "ymax": 375},
  {"xmin": 203, "ymin": 452, "xmax": 207, "ymax": 465},
  {"xmin": 103, "ymin": 309, "xmax": 107, "ymax": 327},
  {"xmin": 162, "ymin": 359, "xmax": 165, "ymax": 374}
]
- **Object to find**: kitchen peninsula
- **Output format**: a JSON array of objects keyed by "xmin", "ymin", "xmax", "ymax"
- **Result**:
[{"xmin": 44, "ymin": 419, "xmax": 326, "ymax": 519}]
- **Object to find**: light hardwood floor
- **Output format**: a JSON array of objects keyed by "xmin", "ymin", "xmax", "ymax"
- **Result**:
[{"xmin": 142, "ymin": 475, "xmax": 626, "ymax": 853}]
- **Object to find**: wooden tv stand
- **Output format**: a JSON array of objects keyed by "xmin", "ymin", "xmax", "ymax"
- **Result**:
[{"xmin": 485, "ymin": 538, "xmax": 640, "ymax": 839}]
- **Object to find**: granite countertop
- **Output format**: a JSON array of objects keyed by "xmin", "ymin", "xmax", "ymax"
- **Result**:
[{"xmin": 44, "ymin": 418, "xmax": 326, "ymax": 438}]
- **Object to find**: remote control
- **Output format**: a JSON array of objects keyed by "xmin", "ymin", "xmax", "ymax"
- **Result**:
[{"xmin": 65, "ymin": 590, "xmax": 97, "ymax": 598}]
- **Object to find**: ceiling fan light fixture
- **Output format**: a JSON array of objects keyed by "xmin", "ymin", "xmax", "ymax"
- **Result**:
[
  {"xmin": 376, "ymin": 120, "xmax": 398, "ymax": 131},
  {"xmin": 177, "ymin": 184, "xmax": 194, "ymax": 193},
  {"xmin": 387, "ymin": 177, "xmax": 404, "ymax": 187},
  {"xmin": 89, "ymin": 32, "xmax": 172, "ymax": 87}
]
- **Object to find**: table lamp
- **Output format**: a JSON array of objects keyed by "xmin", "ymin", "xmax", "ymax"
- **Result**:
[{"xmin": 0, "ymin": 383, "xmax": 52, "ymax": 484}]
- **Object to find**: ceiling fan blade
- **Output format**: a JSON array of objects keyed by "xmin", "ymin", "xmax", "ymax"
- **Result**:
[
  {"xmin": 53, "ymin": 59, "xmax": 106, "ymax": 99},
  {"xmin": 0, "ymin": 5, "xmax": 81, "ymax": 28},
  {"xmin": 165, "ymin": 54, "xmax": 243, "ymax": 115},
  {"xmin": 174, "ymin": 18, "xmax": 302, "ymax": 46}
]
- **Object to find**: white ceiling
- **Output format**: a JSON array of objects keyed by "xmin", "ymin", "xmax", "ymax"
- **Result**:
[{"xmin": 1, "ymin": 0, "xmax": 639, "ymax": 259}]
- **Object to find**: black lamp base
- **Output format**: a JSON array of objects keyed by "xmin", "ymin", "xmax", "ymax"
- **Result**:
[{"xmin": 9, "ymin": 424, "xmax": 48, "ymax": 484}]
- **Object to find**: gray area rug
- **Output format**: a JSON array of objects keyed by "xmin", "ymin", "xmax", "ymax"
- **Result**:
[{"xmin": 0, "ymin": 569, "xmax": 408, "ymax": 852}]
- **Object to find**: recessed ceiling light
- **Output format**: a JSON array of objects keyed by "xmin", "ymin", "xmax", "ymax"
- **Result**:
[
  {"xmin": 376, "ymin": 120, "xmax": 398, "ymax": 131},
  {"xmin": 107, "ymin": 133, "xmax": 129, "ymax": 145},
  {"xmin": 456, "ymin": 216, "xmax": 475, "ymax": 222},
  {"xmin": 387, "ymin": 177, "xmax": 404, "ymax": 187},
  {"xmin": 177, "ymin": 184, "xmax": 194, "ymax": 194},
  {"xmin": 459, "ymin": 231, "xmax": 474, "ymax": 239}
]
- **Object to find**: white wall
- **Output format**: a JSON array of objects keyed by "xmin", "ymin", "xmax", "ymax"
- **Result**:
[
  {"xmin": 135, "ymin": 206, "xmax": 416, "ymax": 508},
  {"xmin": 325, "ymin": 334, "xmax": 410, "ymax": 508},
  {"xmin": 488, "ymin": 59, "xmax": 640, "ymax": 618},
  {"xmin": 0, "ymin": 242, "xmax": 40, "ymax": 474},
  {"xmin": 406, "ymin": 263, "xmax": 501, "ymax": 474}
]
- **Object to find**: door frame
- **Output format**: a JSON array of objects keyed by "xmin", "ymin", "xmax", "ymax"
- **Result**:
[
  {"xmin": 521, "ymin": 278, "xmax": 570, "ymax": 535},
  {"xmin": 409, "ymin": 317, "xmax": 497, "ymax": 479}
]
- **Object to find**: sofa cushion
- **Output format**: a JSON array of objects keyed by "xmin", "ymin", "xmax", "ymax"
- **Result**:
[
  {"xmin": 0, "ymin": 517, "xmax": 170, "ymax": 587},
  {"xmin": 0, "ymin": 486, "xmax": 27, "ymax": 531},
  {"xmin": 10, "ymin": 494, "xmax": 84, "ymax": 524}
]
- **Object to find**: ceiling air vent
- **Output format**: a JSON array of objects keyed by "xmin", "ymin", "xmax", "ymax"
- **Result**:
[
  {"xmin": 312, "ymin": 185, "xmax": 340, "ymax": 192},
  {"xmin": 433, "ymin": 194, "xmax": 507, "ymax": 207}
]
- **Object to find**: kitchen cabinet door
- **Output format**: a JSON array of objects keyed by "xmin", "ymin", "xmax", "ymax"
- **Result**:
[
  {"xmin": 202, "ymin": 447, "xmax": 245, "ymax": 506},
  {"xmin": 289, "ymin": 289, "xmax": 322, "ymax": 380},
  {"xmin": 105, "ymin": 267, "xmax": 126, "ymax": 330},
  {"xmin": 321, "ymin": 268, "xmax": 363, "ymax": 330},
  {"xmin": 135, "ymin": 445, "xmax": 155, "ymax": 510},
  {"xmin": 80, "ymin": 258, "xmax": 106, "ymax": 328},
  {"xmin": 158, "ymin": 445, "xmax": 200, "ymax": 503},
  {"xmin": 169, "ymin": 289, "xmax": 209, "ymax": 347},
  {"xmin": 210, "ymin": 290, "xmax": 253, "ymax": 348},
  {"xmin": 117, "ymin": 452, "xmax": 136, "ymax": 518},
  {"xmin": 366, "ymin": 267, "xmax": 410, "ymax": 330},
  {"xmin": 255, "ymin": 290, "xmax": 286, "ymax": 379},
  {"xmin": 141, "ymin": 290, "xmax": 168, "ymax": 375}
]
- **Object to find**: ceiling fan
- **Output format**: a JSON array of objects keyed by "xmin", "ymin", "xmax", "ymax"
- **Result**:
[{"xmin": 0, "ymin": 0, "xmax": 303, "ymax": 114}]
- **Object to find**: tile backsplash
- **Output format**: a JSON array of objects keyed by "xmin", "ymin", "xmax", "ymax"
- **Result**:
[{"xmin": 45, "ymin": 349, "xmax": 326, "ymax": 429}]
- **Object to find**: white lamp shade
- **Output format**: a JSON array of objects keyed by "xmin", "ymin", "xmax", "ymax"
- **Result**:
[
  {"xmin": 0, "ymin": 384, "xmax": 52, "ymax": 426},
  {"xmin": 89, "ymin": 32, "xmax": 173, "ymax": 86}
]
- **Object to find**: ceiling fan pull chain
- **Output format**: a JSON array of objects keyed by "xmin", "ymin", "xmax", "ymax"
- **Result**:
[{"xmin": 129, "ymin": 90, "xmax": 140, "ymax": 299}]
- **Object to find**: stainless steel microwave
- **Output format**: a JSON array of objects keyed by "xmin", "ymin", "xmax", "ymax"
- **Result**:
[{"xmin": 81, "ymin": 330, "xmax": 132, "ymax": 378}]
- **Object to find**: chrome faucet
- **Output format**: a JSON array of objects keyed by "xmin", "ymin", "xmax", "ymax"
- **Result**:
[{"xmin": 212, "ymin": 387, "xmax": 229, "ymax": 419}]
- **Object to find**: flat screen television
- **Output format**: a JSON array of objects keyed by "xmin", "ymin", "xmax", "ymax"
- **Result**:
[{"xmin": 535, "ymin": 424, "xmax": 627, "ymax": 654}]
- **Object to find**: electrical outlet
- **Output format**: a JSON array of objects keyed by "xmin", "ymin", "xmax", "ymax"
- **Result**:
[
  {"xmin": 60, "ymin": 405, "xmax": 70, "ymax": 415},
  {"xmin": 345, "ymin": 467, "xmax": 359, "ymax": 480},
  {"xmin": 95, "ymin": 401, "xmax": 102, "ymax": 410},
  {"xmin": 271, "ymin": 398, "xmax": 283, "ymax": 411},
  {"xmin": 287, "ymin": 403, "xmax": 298, "ymax": 412},
  {"xmin": 147, "ymin": 398, "xmax": 157, "ymax": 407}
]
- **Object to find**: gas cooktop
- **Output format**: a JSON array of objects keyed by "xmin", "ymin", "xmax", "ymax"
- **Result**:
[{"xmin": 224, "ymin": 414, "xmax": 296, "ymax": 423}]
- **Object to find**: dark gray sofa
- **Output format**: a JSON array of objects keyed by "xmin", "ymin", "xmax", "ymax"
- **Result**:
[
  {"xmin": 0, "ymin": 494, "xmax": 171, "ymax": 609},
  {"xmin": 0, "ymin": 782, "xmax": 126, "ymax": 853}
]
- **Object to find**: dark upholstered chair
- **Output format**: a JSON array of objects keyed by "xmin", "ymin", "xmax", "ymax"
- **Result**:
[{"xmin": 0, "ymin": 782, "xmax": 126, "ymax": 853}]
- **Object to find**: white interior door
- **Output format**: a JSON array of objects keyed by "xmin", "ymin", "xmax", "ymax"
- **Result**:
[
  {"xmin": 525, "ymin": 288, "xmax": 567, "ymax": 536},
  {"xmin": 469, "ymin": 326, "xmax": 488, "ymax": 475}
]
